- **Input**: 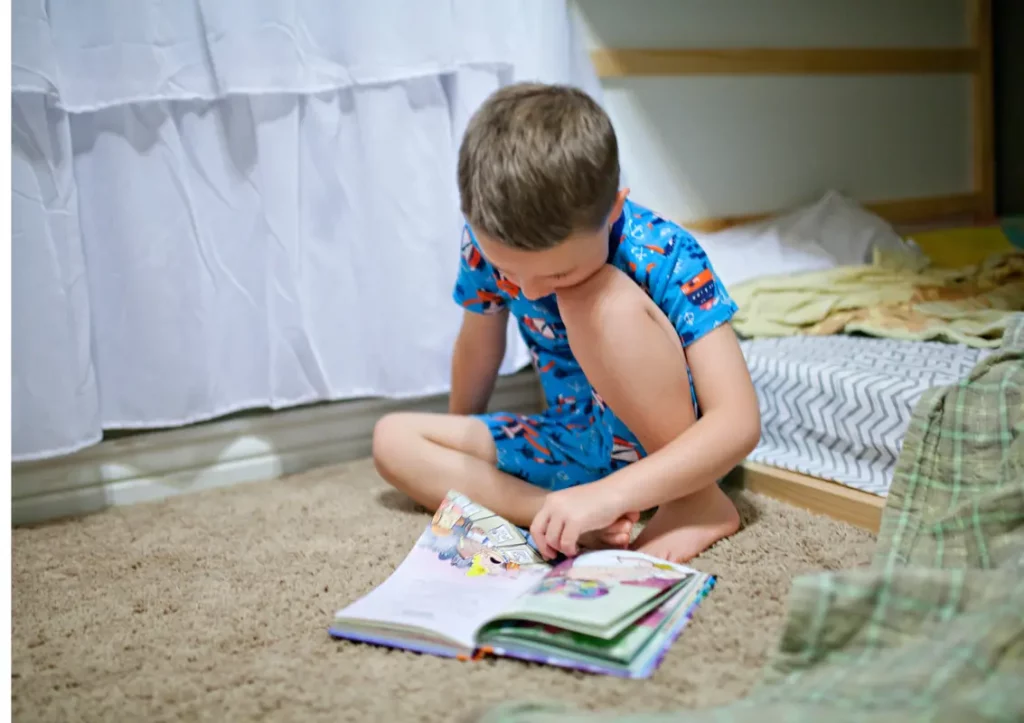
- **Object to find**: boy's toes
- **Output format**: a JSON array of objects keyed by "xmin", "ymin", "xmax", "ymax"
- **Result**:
[
  {"xmin": 607, "ymin": 517, "xmax": 634, "ymax": 535},
  {"xmin": 580, "ymin": 517, "xmax": 636, "ymax": 551},
  {"xmin": 600, "ymin": 530, "xmax": 631, "ymax": 548},
  {"xmin": 598, "ymin": 516, "xmax": 637, "ymax": 547},
  {"xmin": 602, "ymin": 516, "xmax": 634, "ymax": 544}
]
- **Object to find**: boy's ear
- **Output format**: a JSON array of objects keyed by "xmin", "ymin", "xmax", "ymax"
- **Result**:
[{"xmin": 609, "ymin": 188, "xmax": 630, "ymax": 228}]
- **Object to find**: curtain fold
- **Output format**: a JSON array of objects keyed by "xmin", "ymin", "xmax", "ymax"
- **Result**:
[
  {"xmin": 12, "ymin": 0, "xmax": 587, "ymax": 109},
  {"xmin": 11, "ymin": 0, "xmax": 607, "ymax": 462}
]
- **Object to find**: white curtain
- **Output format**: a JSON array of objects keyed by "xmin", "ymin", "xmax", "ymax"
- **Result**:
[{"xmin": 11, "ymin": 0, "xmax": 606, "ymax": 462}]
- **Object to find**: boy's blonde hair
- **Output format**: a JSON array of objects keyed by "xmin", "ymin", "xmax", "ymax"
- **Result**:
[{"xmin": 457, "ymin": 83, "xmax": 620, "ymax": 251}]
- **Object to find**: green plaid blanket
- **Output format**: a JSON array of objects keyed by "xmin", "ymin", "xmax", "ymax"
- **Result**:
[{"xmin": 480, "ymin": 314, "xmax": 1024, "ymax": 723}]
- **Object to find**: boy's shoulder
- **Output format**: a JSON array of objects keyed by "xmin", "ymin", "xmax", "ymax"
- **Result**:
[
  {"xmin": 611, "ymin": 199, "xmax": 736, "ymax": 344},
  {"xmin": 612, "ymin": 200, "xmax": 712, "ymax": 284}
]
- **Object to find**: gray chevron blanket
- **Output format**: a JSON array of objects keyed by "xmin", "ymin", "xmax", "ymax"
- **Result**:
[{"xmin": 740, "ymin": 335, "xmax": 992, "ymax": 495}]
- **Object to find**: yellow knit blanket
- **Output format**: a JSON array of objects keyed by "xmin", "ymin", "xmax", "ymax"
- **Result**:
[{"xmin": 730, "ymin": 250, "xmax": 1024, "ymax": 348}]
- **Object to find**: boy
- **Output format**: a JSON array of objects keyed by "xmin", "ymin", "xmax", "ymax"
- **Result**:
[{"xmin": 373, "ymin": 83, "xmax": 760, "ymax": 562}]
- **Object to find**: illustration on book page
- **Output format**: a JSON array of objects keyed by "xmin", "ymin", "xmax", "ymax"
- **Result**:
[
  {"xmin": 417, "ymin": 491, "xmax": 548, "ymax": 579},
  {"xmin": 531, "ymin": 553, "xmax": 692, "ymax": 600}
]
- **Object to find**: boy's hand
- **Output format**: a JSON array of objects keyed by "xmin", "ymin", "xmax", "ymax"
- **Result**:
[{"xmin": 529, "ymin": 484, "xmax": 628, "ymax": 559}]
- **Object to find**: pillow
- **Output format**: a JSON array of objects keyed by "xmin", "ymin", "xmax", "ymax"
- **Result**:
[{"xmin": 693, "ymin": 191, "xmax": 916, "ymax": 288}]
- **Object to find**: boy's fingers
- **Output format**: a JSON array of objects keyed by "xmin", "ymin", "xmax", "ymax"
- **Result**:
[
  {"xmin": 544, "ymin": 518, "xmax": 566, "ymax": 560},
  {"xmin": 559, "ymin": 522, "xmax": 579, "ymax": 557},
  {"xmin": 529, "ymin": 513, "xmax": 544, "ymax": 545},
  {"xmin": 531, "ymin": 512, "xmax": 556, "ymax": 559}
]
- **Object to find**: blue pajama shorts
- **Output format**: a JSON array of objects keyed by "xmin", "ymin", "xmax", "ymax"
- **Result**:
[{"xmin": 475, "ymin": 390, "xmax": 648, "ymax": 492}]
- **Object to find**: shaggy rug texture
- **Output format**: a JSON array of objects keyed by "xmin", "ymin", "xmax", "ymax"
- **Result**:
[{"xmin": 13, "ymin": 459, "xmax": 876, "ymax": 722}]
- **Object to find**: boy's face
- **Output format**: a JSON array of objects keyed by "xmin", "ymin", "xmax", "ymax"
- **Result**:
[{"xmin": 474, "ymin": 190, "xmax": 629, "ymax": 301}]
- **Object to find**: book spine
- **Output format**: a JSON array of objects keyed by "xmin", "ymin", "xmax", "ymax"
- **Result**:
[
  {"xmin": 485, "ymin": 645, "xmax": 630, "ymax": 678},
  {"xmin": 327, "ymin": 627, "xmax": 465, "ymax": 660}
]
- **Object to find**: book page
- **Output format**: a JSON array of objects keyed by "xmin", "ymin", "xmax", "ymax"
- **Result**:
[
  {"xmin": 481, "ymin": 576, "xmax": 702, "ymax": 664},
  {"xmin": 334, "ymin": 491, "xmax": 549, "ymax": 650},
  {"xmin": 492, "ymin": 550, "xmax": 697, "ymax": 635}
]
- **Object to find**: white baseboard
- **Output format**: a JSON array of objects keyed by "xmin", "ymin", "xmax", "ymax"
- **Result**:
[{"xmin": 12, "ymin": 371, "xmax": 542, "ymax": 526}]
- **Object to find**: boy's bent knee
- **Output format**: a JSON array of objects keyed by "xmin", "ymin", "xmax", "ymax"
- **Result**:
[
  {"xmin": 372, "ymin": 412, "xmax": 420, "ymax": 481},
  {"xmin": 558, "ymin": 265, "xmax": 680, "ymax": 359},
  {"xmin": 557, "ymin": 265, "xmax": 648, "ymax": 340},
  {"xmin": 557, "ymin": 267, "xmax": 695, "ymax": 454},
  {"xmin": 372, "ymin": 412, "xmax": 499, "ymax": 484}
]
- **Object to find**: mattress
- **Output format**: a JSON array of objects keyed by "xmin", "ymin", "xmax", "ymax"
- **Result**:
[{"xmin": 740, "ymin": 335, "xmax": 992, "ymax": 496}]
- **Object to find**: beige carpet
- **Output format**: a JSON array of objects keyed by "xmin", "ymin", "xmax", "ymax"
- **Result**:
[{"xmin": 13, "ymin": 459, "xmax": 876, "ymax": 722}]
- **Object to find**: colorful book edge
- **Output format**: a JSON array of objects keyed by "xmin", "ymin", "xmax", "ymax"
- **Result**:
[{"xmin": 329, "ymin": 574, "xmax": 717, "ymax": 678}]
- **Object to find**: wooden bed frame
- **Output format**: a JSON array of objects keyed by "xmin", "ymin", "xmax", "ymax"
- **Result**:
[{"xmin": 588, "ymin": 0, "xmax": 995, "ymax": 533}]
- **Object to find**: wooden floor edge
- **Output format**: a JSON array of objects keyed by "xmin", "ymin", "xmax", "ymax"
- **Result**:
[{"xmin": 727, "ymin": 460, "xmax": 885, "ymax": 533}]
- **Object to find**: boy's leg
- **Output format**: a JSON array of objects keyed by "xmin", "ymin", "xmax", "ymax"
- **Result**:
[
  {"xmin": 372, "ymin": 412, "xmax": 635, "ymax": 545},
  {"xmin": 372, "ymin": 412, "xmax": 547, "ymax": 527},
  {"xmin": 557, "ymin": 265, "xmax": 740, "ymax": 562}
]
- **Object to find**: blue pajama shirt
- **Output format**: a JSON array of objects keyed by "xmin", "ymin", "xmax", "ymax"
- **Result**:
[{"xmin": 453, "ymin": 199, "xmax": 737, "ymax": 491}]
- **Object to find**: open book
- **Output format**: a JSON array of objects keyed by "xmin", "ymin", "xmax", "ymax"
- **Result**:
[{"xmin": 330, "ymin": 491, "xmax": 716, "ymax": 678}]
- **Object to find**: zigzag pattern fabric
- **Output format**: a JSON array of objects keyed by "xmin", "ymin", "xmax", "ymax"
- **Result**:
[{"xmin": 741, "ymin": 336, "xmax": 992, "ymax": 495}]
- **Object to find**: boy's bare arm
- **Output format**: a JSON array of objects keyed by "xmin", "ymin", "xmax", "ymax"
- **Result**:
[{"xmin": 449, "ymin": 309, "xmax": 509, "ymax": 415}]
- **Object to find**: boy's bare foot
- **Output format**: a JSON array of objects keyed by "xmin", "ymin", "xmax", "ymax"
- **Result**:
[
  {"xmin": 632, "ymin": 485, "xmax": 739, "ymax": 563},
  {"xmin": 579, "ymin": 512, "xmax": 640, "ymax": 551}
]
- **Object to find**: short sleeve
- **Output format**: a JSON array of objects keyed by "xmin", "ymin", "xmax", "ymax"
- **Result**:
[
  {"xmin": 648, "ymin": 232, "xmax": 738, "ymax": 346},
  {"xmin": 452, "ymin": 225, "xmax": 509, "ymax": 315}
]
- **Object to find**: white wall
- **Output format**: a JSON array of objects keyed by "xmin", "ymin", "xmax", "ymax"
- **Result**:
[{"xmin": 573, "ymin": 0, "xmax": 972, "ymax": 221}]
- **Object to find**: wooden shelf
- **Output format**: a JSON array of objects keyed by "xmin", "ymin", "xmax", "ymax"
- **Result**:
[{"xmin": 590, "ymin": 47, "xmax": 978, "ymax": 78}]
